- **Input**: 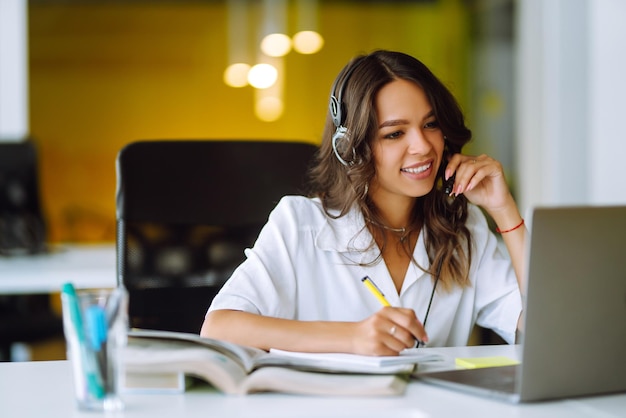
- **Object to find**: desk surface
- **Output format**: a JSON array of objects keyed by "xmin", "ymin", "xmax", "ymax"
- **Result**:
[
  {"xmin": 1, "ymin": 345, "xmax": 624, "ymax": 418},
  {"xmin": 0, "ymin": 244, "xmax": 117, "ymax": 294}
]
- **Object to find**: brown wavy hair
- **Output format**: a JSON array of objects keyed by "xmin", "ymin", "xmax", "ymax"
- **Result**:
[{"xmin": 308, "ymin": 50, "xmax": 473, "ymax": 290}]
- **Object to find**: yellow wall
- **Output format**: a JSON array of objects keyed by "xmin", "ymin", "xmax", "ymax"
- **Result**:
[{"xmin": 28, "ymin": 0, "xmax": 470, "ymax": 243}]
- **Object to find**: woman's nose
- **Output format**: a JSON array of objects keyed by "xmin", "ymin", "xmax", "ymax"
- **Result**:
[{"xmin": 406, "ymin": 129, "xmax": 432, "ymax": 154}]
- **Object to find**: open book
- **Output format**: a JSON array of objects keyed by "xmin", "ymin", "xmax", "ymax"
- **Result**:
[{"xmin": 122, "ymin": 329, "xmax": 443, "ymax": 396}]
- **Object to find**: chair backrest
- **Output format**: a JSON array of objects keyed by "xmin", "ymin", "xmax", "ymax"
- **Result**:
[
  {"xmin": 0, "ymin": 140, "xmax": 47, "ymax": 255},
  {"xmin": 116, "ymin": 140, "xmax": 318, "ymax": 333}
]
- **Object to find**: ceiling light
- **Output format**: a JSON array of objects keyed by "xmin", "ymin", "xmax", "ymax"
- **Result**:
[
  {"xmin": 223, "ymin": 63, "xmax": 250, "ymax": 87},
  {"xmin": 260, "ymin": 33, "xmax": 292, "ymax": 57},
  {"xmin": 293, "ymin": 31, "xmax": 324, "ymax": 55},
  {"xmin": 247, "ymin": 63, "xmax": 278, "ymax": 89},
  {"xmin": 255, "ymin": 96, "xmax": 284, "ymax": 122}
]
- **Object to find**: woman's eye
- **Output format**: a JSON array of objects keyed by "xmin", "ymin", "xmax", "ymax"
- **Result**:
[
  {"xmin": 424, "ymin": 120, "xmax": 440, "ymax": 129},
  {"xmin": 383, "ymin": 130, "xmax": 403, "ymax": 140}
]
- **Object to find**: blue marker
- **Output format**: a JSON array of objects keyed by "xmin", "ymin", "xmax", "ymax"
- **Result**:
[{"xmin": 86, "ymin": 305, "xmax": 107, "ymax": 351}]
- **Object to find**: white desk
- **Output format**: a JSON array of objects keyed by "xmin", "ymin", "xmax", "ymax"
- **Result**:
[
  {"xmin": 1, "ymin": 344, "xmax": 624, "ymax": 418},
  {"xmin": 0, "ymin": 244, "xmax": 117, "ymax": 294}
]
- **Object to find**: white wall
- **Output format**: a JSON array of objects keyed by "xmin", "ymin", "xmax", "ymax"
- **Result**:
[
  {"xmin": 0, "ymin": 0, "xmax": 28, "ymax": 141},
  {"xmin": 516, "ymin": 0, "xmax": 626, "ymax": 215},
  {"xmin": 589, "ymin": 1, "xmax": 626, "ymax": 203}
]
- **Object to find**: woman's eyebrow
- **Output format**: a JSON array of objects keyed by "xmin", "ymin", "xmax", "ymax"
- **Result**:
[
  {"xmin": 377, "ymin": 110, "xmax": 436, "ymax": 129},
  {"xmin": 378, "ymin": 119, "xmax": 409, "ymax": 129}
]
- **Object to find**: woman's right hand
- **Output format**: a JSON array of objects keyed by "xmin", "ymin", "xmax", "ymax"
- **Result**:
[{"xmin": 351, "ymin": 307, "xmax": 428, "ymax": 356}]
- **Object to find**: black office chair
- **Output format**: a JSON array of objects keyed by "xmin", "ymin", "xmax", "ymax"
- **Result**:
[
  {"xmin": 0, "ymin": 141, "xmax": 47, "ymax": 256},
  {"xmin": 0, "ymin": 140, "xmax": 62, "ymax": 361},
  {"xmin": 116, "ymin": 140, "xmax": 318, "ymax": 334}
]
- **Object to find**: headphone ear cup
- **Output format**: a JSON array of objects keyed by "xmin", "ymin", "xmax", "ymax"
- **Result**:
[
  {"xmin": 328, "ymin": 61, "xmax": 361, "ymax": 166},
  {"xmin": 329, "ymin": 95, "xmax": 342, "ymax": 128}
]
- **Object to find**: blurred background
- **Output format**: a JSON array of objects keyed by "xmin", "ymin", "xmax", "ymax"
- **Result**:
[
  {"xmin": 1, "ymin": 0, "xmax": 625, "ymax": 359},
  {"xmin": 3, "ymin": 0, "xmax": 623, "ymax": 244},
  {"xmin": 4, "ymin": 0, "xmax": 506, "ymax": 244}
]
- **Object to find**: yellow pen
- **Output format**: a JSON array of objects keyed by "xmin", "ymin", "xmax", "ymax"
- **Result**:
[
  {"xmin": 362, "ymin": 276, "xmax": 421, "ymax": 347},
  {"xmin": 361, "ymin": 276, "xmax": 391, "ymax": 307}
]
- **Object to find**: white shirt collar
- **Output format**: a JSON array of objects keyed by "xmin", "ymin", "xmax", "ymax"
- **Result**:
[
  {"xmin": 314, "ymin": 202, "xmax": 431, "ymax": 271},
  {"xmin": 315, "ymin": 204, "xmax": 370, "ymax": 253}
]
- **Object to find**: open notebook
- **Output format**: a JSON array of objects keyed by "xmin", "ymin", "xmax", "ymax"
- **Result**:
[{"xmin": 417, "ymin": 205, "xmax": 626, "ymax": 403}]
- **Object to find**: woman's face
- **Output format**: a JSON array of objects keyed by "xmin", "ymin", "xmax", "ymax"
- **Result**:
[{"xmin": 369, "ymin": 78, "xmax": 445, "ymax": 205}]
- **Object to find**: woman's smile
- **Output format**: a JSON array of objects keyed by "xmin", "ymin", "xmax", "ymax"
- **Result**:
[{"xmin": 401, "ymin": 161, "xmax": 433, "ymax": 178}]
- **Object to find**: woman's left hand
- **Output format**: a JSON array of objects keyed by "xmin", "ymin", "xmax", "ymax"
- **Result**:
[{"xmin": 444, "ymin": 153, "xmax": 514, "ymax": 214}]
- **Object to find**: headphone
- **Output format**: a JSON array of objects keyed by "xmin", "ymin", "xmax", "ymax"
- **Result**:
[{"xmin": 329, "ymin": 61, "xmax": 360, "ymax": 166}]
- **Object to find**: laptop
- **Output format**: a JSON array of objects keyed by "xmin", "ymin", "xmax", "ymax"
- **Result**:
[{"xmin": 417, "ymin": 205, "xmax": 626, "ymax": 403}]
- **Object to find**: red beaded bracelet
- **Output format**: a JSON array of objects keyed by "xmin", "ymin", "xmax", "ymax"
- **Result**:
[{"xmin": 496, "ymin": 218, "xmax": 525, "ymax": 234}]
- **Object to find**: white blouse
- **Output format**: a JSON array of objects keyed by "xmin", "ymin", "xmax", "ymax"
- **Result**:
[{"xmin": 208, "ymin": 195, "xmax": 522, "ymax": 346}]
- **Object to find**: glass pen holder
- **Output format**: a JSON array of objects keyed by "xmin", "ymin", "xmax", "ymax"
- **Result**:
[{"xmin": 61, "ymin": 286, "xmax": 128, "ymax": 412}]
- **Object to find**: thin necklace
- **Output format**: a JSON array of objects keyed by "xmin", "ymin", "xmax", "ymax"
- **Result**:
[{"xmin": 367, "ymin": 218, "xmax": 406, "ymax": 242}]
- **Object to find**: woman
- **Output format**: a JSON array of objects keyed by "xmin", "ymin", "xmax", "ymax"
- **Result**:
[{"xmin": 201, "ymin": 50, "xmax": 526, "ymax": 355}]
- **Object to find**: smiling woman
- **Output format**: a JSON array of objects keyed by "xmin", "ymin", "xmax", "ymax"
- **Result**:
[{"xmin": 200, "ymin": 50, "xmax": 526, "ymax": 357}]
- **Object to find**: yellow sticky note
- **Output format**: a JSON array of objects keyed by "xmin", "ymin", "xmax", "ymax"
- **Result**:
[{"xmin": 455, "ymin": 356, "xmax": 520, "ymax": 369}]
